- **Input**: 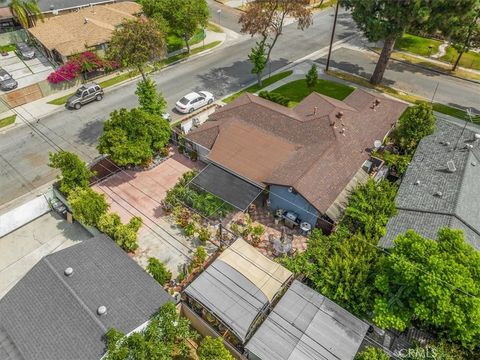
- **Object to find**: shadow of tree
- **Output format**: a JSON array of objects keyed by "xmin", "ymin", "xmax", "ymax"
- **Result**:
[{"xmin": 76, "ymin": 117, "xmax": 105, "ymax": 146}]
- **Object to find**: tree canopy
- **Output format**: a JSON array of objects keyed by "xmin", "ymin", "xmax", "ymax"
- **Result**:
[
  {"xmin": 98, "ymin": 108, "xmax": 171, "ymax": 166},
  {"xmin": 354, "ymin": 346, "xmax": 389, "ymax": 360},
  {"xmin": 140, "ymin": 0, "xmax": 209, "ymax": 53},
  {"xmin": 339, "ymin": 0, "xmax": 476, "ymax": 84},
  {"xmin": 394, "ymin": 103, "xmax": 436, "ymax": 154},
  {"xmin": 135, "ymin": 78, "xmax": 167, "ymax": 116},
  {"xmin": 68, "ymin": 187, "xmax": 109, "ymax": 227},
  {"xmin": 105, "ymin": 302, "xmax": 198, "ymax": 359},
  {"xmin": 9, "ymin": 0, "xmax": 43, "ymax": 28},
  {"xmin": 108, "ymin": 18, "xmax": 166, "ymax": 80},
  {"xmin": 48, "ymin": 151, "xmax": 93, "ymax": 196},
  {"xmin": 198, "ymin": 336, "xmax": 233, "ymax": 360},
  {"xmin": 373, "ymin": 228, "xmax": 480, "ymax": 348}
]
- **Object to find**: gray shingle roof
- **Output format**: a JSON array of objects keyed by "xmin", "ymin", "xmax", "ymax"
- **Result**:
[
  {"xmin": 245, "ymin": 280, "xmax": 369, "ymax": 360},
  {"xmin": 381, "ymin": 119, "xmax": 480, "ymax": 249},
  {"xmin": 0, "ymin": 236, "xmax": 172, "ymax": 360}
]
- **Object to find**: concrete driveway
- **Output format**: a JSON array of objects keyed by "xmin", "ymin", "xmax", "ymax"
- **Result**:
[
  {"xmin": 92, "ymin": 152, "xmax": 214, "ymax": 276},
  {"xmin": 0, "ymin": 50, "xmax": 54, "ymax": 90},
  {"xmin": 0, "ymin": 211, "xmax": 92, "ymax": 298}
]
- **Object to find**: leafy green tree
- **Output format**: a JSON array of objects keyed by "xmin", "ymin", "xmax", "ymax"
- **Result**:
[
  {"xmin": 105, "ymin": 303, "xmax": 197, "ymax": 359},
  {"xmin": 443, "ymin": 3, "xmax": 480, "ymax": 71},
  {"xmin": 198, "ymin": 336, "xmax": 233, "ymax": 360},
  {"xmin": 282, "ymin": 228, "xmax": 381, "ymax": 317},
  {"xmin": 240, "ymin": 0, "xmax": 312, "ymax": 71},
  {"xmin": 9, "ymin": 0, "xmax": 43, "ymax": 28},
  {"xmin": 339, "ymin": 0, "xmax": 475, "ymax": 84},
  {"xmin": 343, "ymin": 179, "xmax": 398, "ymax": 240},
  {"xmin": 373, "ymin": 228, "xmax": 480, "ymax": 348},
  {"xmin": 97, "ymin": 212, "xmax": 122, "ymax": 238},
  {"xmin": 98, "ymin": 108, "xmax": 171, "ymax": 166},
  {"xmin": 147, "ymin": 257, "xmax": 172, "ymax": 286},
  {"xmin": 113, "ymin": 216, "xmax": 142, "ymax": 252},
  {"xmin": 305, "ymin": 64, "xmax": 318, "ymax": 90},
  {"xmin": 140, "ymin": 0, "xmax": 209, "ymax": 53},
  {"xmin": 394, "ymin": 103, "xmax": 436, "ymax": 154},
  {"xmin": 108, "ymin": 18, "xmax": 166, "ymax": 81},
  {"xmin": 68, "ymin": 187, "xmax": 109, "ymax": 227},
  {"xmin": 248, "ymin": 42, "xmax": 267, "ymax": 87},
  {"xmin": 401, "ymin": 341, "xmax": 471, "ymax": 360},
  {"xmin": 48, "ymin": 151, "xmax": 93, "ymax": 196},
  {"xmin": 135, "ymin": 78, "xmax": 167, "ymax": 115},
  {"xmin": 354, "ymin": 346, "xmax": 389, "ymax": 360}
]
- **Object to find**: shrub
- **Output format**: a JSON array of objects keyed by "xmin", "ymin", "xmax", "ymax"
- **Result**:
[
  {"xmin": 189, "ymin": 246, "xmax": 207, "ymax": 272},
  {"xmin": 382, "ymin": 150, "xmax": 412, "ymax": 176},
  {"xmin": 198, "ymin": 336, "xmax": 233, "ymax": 360},
  {"xmin": 197, "ymin": 227, "xmax": 211, "ymax": 245},
  {"xmin": 184, "ymin": 221, "xmax": 197, "ymax": 237},
  {"xmin": 394, "ymin": 103, "xmax": 436, "ymax": 154},
  {"xmin": 354, "ymin": 347, "xmax": 389, "ymax": 360},
  {"xmin": 48, "ymin": 151, "xmax": 94, "ymax": 196},
  {"xmin": 147, "ymin": 257, "xmax": 172, "ymax": 286},
  {"xmin": 113, "ymin": 223, "xmax": 140, "ymax": 252},
  {"xmin": 68, "ymin": 187, "xmax": 109, "ymax": 227},
  {"xmin": 97, "ymin": 212, "xmax": 122, "ymax": 238},
  {"xmin": 258, "ymin": 90, "xmax": 290, "ymax": 106}
]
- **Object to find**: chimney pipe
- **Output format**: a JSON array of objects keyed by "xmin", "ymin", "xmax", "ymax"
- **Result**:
[{"xmin": 313, "ymin": 106, "xmax": 317, "ymax": 115}]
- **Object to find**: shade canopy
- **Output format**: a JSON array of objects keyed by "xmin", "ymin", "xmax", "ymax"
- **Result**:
[{"xmin": 191, "ymin": 164, "xmax": 263, "ymax": 211}]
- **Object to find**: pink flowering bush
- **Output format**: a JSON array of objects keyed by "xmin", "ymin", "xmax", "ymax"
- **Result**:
[{"xmin": 47, "ymin": 52, "xmax": 119, "ymax": 84}]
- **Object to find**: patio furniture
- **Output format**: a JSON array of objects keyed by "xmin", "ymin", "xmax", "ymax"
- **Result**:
[
  {"xmin": 300, "ymin": 222, "xmax": 312, "ymax": 236},
  {"xmin": 272, "ymin": 238, "xmax": 293, "ymax": 257},
  {"xmin": 283, "ymin": 211, "xmax": 299, "ymax": 229}
]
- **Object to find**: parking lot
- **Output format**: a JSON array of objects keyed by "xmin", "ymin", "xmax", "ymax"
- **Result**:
[
  {"xmin": 0, "ymin": 49, "xmax": 54, "ymax": 90},
  {"xmin": 0, "ymin": 211, "xmax": 92, "ymax": 298},
  {"xmin": 92, "ymin": 152, "xmax": 214, "ymax": 276}
]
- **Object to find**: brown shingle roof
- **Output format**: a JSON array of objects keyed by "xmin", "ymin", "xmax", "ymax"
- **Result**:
[
  {"xmin": 28, "ymin": 2, "xmax": 141, "ymax": 57},
  {"xmin": 188, "ymin": 89, "xmax": 407, "ymax": 213}
]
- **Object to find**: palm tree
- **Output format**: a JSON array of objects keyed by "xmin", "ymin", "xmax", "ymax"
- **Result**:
[{"xmin": 9, "ymin": 0, "xmax": 43, "ymax": 28}]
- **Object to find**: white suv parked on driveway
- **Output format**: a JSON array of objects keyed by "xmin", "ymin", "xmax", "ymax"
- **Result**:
[{"xmin": 175, "ymin": 91, "xmax": 214, "ymax": 114}]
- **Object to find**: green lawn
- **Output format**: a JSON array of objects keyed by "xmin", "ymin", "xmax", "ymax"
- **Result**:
[
  {"xmin": 0, "ymin": 114, "xmax": 16, "ymax": 128},
  {"xmin": 223, "ymin": 70, "xmax": 293, "ymax": 103},
  {"xmin": 395, "ymin": 34, "xmax": 442, "ymax": 57},
  {"xmin": 273, "ymin": 78, "xmax": 355, "ymax": 106},
  {"xmin": 441, "ymin": 46, "xmax": 480, "ymax": 71},
  {"xmin": 167, "ymin": 29, "xmax": 205, "ymax": 53},
  {"xmin": 206, "ymin": 22, "xmax": 223, "ymax": 33}
]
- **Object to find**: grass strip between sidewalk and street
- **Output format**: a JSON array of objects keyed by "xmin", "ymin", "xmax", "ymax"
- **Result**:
[
  {"xmin": 0, "ymin": 114, "xmax": 16, "ymax": 128},
  {"xmin": 158, "ymin": 41, "xmax": 222, "ymax": 67},
  {"xmin": 327, "ymin": 69, "xmax": 480, "ymax": 124},
  {"xmin": 223, "ymin": 70, "xmax": 294, "ymax": 103},
  {"xmin": 395, "ymin": 34, "xmax": 442, "ymax": 57}
]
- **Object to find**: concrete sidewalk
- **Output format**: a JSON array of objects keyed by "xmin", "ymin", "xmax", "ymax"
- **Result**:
[{"xmin": 0, "ymin": 28, "xmax": 227, "ymax": 130}]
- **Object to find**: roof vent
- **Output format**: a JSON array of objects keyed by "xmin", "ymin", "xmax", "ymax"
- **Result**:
[
  {"xmin": 434, "ymin": 191, "xmax": 443, "ymax": 197},
  {"xmin": 313, "ymin": 106, "xmax": 318, "ymax": 115},
  {"xmin": 472, "ymin": 162, "xmax": 476, "ymax": 166},
  {"xmin": 84, "ymin": 17, "xmax": 89, "ymax": 24},
  {"xmin": 64, "ymin": 267, "xmax": 73, "ymax": 276},
  {"xmin": 475, "ymin": 134, "xmax": 480, "ymax": 140},
  {"xmin": 371, "ymin": 99, "xmax": 380, "ymax": 110},
  {"xmin": 444, "ymin": 141, "xmax": 450, "ymax": 146},
  {"xmin": 414, "ymin": 180, "xmax": 420, "ymax": 185},
  {"xmin": 97, "ymin": 306, "xmax": 107, "ymax": 316},
  {"xmin": 447, "ymin": 160, "xmax": 456, "ymax": 173},
  {"xmin": 336, "ymin": 111, "xmax": 344, "ymax": 119},
  {"xmin": 288, "ymin": 187, "xmax": 293, "ymax": 193}
]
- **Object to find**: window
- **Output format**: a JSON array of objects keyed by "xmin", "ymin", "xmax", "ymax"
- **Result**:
[{"xmin": 88, "ymin": 88, "xmax": 95, "ymax": 95}]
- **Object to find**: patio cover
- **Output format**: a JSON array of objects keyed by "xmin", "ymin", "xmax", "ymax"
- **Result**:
[
  {"xmin": 184, "ymin": 239, "xmax": 292, "ymax": 343},
  {"xmin": 191, "ymin": 164, "xmax": 264, "ymax": 211},
  {"xmin": 245, "ymin": 280, "xmax": 369, "ymax": 360}
]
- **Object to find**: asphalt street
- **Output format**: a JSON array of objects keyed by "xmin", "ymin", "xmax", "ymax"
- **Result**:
[
  {"xmin": 1, "ymin": 5, "xmax": 479, "ymax": 208},
  {"xmin": 0, "ymin": 7, "xmax": 356, "ymax": 207}
]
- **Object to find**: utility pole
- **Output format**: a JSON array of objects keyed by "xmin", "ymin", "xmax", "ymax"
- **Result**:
[{"xmin": 326, "ymin": 2, "xmax": 339, "ymax": 72}]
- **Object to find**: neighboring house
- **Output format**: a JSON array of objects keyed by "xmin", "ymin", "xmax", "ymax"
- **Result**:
[
  {"xmin": 0, "ymin": 235, "xmax": 172, "ymax": 360},
  {"xmin": 27, "ymin": 1, "xmax": 141, "ymax": 63},
  {"xmin": 183, "ymin": 238, "xmax": 293, "ymax": 349},
  {"xmin": 187, "ymin": 90, "xmax": 407, "ymax": 230},
  {"xmin": 245, "ymin": 280, "xmax": 369, "ymax": 360},
  {"xmin": 380, "ymin": 118, "xmax": 480, "ymax": 250}
]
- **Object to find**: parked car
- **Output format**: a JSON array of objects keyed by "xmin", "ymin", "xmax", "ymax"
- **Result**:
[
  {"xmin": 16, "ymin": 42, "xmax": 35, "ymax": 60},
  {"xmin": 66, "ymin": 83, "xmax": 103, "ymax": 109},
  {"xmin": 175, "ymin": 91, "xmax": 214, "ymax": 114},
  {"xmin": 0, "ymin": 69, "xmax": 18, "ymax": 91}
]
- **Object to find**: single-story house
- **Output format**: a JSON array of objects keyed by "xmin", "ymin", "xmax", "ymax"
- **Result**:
[
  {"xmin": 183, "ymin": 238, "xmax": 293, "ymax": 348},
  {"xmin": 0, "ymin": 235, "xmax": 172, "ymax": 360},
  {"xmin": 380, "ymin": 118, "xmax": 480, "ymax": 250},
  {"xmin": 186, "ymin": 90, "xmax": 407, "ymax": 230},
  {"xmin": 245, "ymin": 280, "xmax": 370, "ymax": 360},
  {"xmin": 27, "ymin": 1, "xmax": 141, "ymax": 63}
]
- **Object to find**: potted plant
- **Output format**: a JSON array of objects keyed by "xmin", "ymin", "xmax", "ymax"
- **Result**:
[{"xmin": 190, "ymin": 150, "xmax": 198, "ymax": 161}]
